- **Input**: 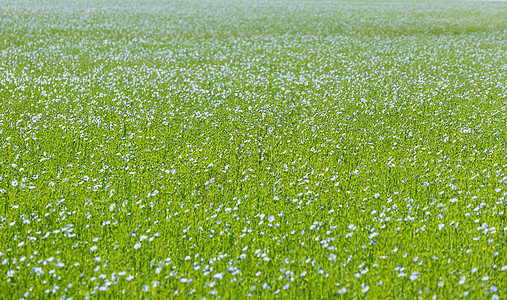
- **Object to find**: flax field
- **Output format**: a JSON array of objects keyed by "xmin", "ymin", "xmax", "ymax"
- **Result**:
[{"xmin": 0, "ymin": 0, "xmax": 506, "ymax": 298}]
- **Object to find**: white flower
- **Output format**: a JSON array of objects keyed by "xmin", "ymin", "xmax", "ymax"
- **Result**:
[
  {"xmin": 11, "ymin": 180, "xmax": 18, "ymax": 187},
  {"xmin": 31, "ymin": 267, "xmax": 44, "ymax": 275},
  {"xmin": 7, "ymin": 270, "xmax": 15, "ymax": 277},
  {"xmin": 329, "ymin": 254, "xmax": 337, "ymax": 261},
  {"xmin": 213, "ymin": 273, "xmax": 223, "ymax": 280},
  {"xmin": 134, "ymin": 243, "xmax": 141, "ymax": 249},
  {"xmin": 268, "ymin": 215, "xmax": 275, "ymax": 222},
  {"xmin": 90, "ymin": 245, "xmax": 97, "ymax": 251},
  {"xmin": 459, "ymin": 276, "xmax": 466, "ymax": 285},
  {"xmin": 362, "ymin": 285, "xmax": 369, "ymax": 293}
]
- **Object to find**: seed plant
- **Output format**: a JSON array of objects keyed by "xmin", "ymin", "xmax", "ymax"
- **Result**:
[{"xmin": 0, "ymin": 0, "xmax": 506, "ymax": 299}]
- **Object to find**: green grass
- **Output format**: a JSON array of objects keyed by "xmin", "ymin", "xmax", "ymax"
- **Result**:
[{"xmin": 0, "ymin": 0, "xmax": 506, "ymax": 298}]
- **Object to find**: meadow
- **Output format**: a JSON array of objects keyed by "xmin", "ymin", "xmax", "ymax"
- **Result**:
[{"xmin": 0, "ymin": 0, "xmax": 506, "ymax": 298}]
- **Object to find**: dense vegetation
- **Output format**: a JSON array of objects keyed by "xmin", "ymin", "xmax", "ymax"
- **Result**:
[{"xmin": 0, "ymin": 0, "xmax": 506, "ymax": 298}]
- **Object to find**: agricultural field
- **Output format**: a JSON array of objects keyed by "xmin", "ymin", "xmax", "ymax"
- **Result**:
[{"xmin": 0, "ymin": 0, "xmax": 506, "ymax": 298}]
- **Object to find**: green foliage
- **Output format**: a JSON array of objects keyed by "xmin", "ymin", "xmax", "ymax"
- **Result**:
[{"xmin": 0, "ymin": 0, "xmax": 506, "ymax": 298}]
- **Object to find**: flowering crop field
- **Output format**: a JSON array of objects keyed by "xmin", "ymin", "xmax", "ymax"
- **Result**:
[{"xmin": 1, "ymin": 0, "xmax": 507, "ymax": 298}]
